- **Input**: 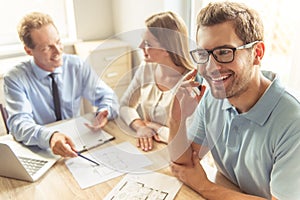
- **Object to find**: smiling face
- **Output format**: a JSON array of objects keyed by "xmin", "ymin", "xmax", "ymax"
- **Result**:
[
  {"xmin": 24, "ymin": 24, "xmax": 63, "ymax": 72},
  {"xmin": 197, "ymin": 21, "xmax": 256, "ymax": 99}
]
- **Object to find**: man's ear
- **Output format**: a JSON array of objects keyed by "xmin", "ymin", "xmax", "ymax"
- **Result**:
[
  {"xmin": 24, "ymin": 46, "xmax": 33, "ymax": 56},
  {"xmin": 253, "ymin": 41, "xmax": 265, "ymax": 65}
]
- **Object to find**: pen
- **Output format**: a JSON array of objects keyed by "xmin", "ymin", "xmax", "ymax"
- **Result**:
[
  {"xmin": 192, "ymin": 76, "xmax": 204, "ymax": 96},
  {"xmin": 77, "ymin": 152, "xmax": 100, "ymax": 166},
  {"xmin": 197, "ymin": 75, "xmax": 204, "ymax": 92}
]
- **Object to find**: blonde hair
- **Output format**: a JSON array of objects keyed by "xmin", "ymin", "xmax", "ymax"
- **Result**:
[
  {"xmin": 17, "ymin": 12, "xmax": 57, "ymax": 49},
  {"xmin": 145, "ymin": 11, "xmax": 194, "ymax": 70}
]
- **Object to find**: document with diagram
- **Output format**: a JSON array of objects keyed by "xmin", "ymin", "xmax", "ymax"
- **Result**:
[
  {"xmin": 65, "ymin": 142, "xmax": 153, "ymax": 189},
  {"xmin": 104, "ymin": 172, "xmax": 182, "ymax": 200}
]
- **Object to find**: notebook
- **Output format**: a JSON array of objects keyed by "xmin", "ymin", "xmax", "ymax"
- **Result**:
[
  {"xmin": 0, "ymin": 135, "xmax": 59, "ymax": 182},
  {"xmin": 47, "ymin": 114, "xmax": 115, "ymax": 153}
]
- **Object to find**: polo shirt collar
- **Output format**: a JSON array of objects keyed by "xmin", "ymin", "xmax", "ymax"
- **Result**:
[
  {"xmin": 30, "ymin": 58, "xmax": 62, "ymax": 80},
  {"xmin": 222, "ymin": 71, "xmax": 285, "ymax": 126},
  {"xmin": 244, "ymin": 71, "xmax": 284, "ymax": 126}
]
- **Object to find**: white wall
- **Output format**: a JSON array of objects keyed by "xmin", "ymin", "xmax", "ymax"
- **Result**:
[
  {"xmin": 73, "ymin": 0, "xmax": 114, "ymax": 41},
  {"xmin": 110, "ymin": 0, "xmax": 165, "ymax": 67},
  {"xmin": 112, "ymin": 0, "xmax": 190, "ymax": 35},
  {"xmin": 110, "ymin": 0, "xmax": 191, "ymax": 67},
  {"xmin": 73, "ymin": 0, "xmax": 191, "ymax": 41},
  {"xmin": 112, "ymin": 0, "xmax": 164, "ymax": 34}
]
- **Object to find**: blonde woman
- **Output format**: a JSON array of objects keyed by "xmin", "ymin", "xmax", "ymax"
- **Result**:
[{"xmin": 120, "ymin": 11, "xmax": 204, "ymax": 151}]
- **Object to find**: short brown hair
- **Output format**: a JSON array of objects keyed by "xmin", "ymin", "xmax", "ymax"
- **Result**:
[
  {"xmin": 145, "ymin": 11, "xmax": 194, "ymax": 70},
  {"xmin": 196, "ymin": 1, "xmax": 264, "ymax": 44},
  {"xmin": 17, "ymin": 12, "xmax": 57, "ymax": 49}
]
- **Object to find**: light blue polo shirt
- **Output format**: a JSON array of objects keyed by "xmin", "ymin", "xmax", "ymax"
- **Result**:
[{"xmin": 188, "ymin": 71, "xmax": 300, "ymax": 199}]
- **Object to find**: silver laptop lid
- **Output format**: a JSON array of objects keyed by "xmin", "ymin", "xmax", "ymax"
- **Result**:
[
  {"xmin": 0, "ymin": 135, "xmax": 59, "ymax": 182},
  {"xmin": 0, "ymin": 143, "xmax": 33, "ymax": 181}
]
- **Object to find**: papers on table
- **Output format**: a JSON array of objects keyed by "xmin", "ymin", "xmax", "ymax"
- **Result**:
[
  {"xmin": 65, "ymin": 142, "xmax": 153, "ymax": 189},
  {"xmin": 104, "ymin": 172, "xmax": 182, "ymax": 200},
  {"xmin": 48, "ymin": 114, "xmax": 115, "ymax": 153}
]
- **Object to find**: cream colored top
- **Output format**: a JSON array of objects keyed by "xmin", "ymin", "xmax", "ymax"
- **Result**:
[{"xmin": 120, "ymin": 62, "xmax": 186, "ymax": 142}]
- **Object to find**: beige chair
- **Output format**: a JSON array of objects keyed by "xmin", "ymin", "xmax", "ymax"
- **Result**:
[{"xmin": 0, "ymin": 104, "xmax": 9, "ymax": 134}]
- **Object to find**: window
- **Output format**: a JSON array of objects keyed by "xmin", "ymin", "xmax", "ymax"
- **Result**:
[{"xmin": 0, "ymin": 0, "xmax": 76, "ymax": 58}]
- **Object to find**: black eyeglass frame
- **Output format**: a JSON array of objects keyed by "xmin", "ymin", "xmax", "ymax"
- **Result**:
[{"xmin": 190, "ymin": 41, "xmax": 260, "ymax": 64}]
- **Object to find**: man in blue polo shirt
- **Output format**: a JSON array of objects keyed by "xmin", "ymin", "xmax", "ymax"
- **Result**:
[{"xmin": 168, "ymin": 2, "xmax": 300, "ymax": 200}]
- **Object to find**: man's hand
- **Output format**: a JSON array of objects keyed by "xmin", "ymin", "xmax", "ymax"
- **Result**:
[
  {"xmin": 170, "ymin": 151, "xmax": 210, "ymax": 192},
  {"xmin": 167, "ymin": 69, "xmax": 206, "ymax": 165},
  {"xmin": 169, "ymin": 69, "xmax": 206, "ymax": 122},
  {"xmin": 84, "ymin": 110, "xmax": 109, "ymax": 132},
  {"xmin": 49, "ymin": 132, "xmax": 78, "ymax": 157}
]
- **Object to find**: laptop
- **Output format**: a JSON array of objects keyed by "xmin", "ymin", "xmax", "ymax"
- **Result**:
[{"xmin": 0, "ymin": 135, "xmax": 59, "ymax": 182}]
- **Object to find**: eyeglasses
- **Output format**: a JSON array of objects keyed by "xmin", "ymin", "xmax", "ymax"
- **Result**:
[
  {"xmin": 144, "ymin": 40, "xmax": 151, "ymax": 48},
  {"xmin": 142, "ymin": 40, "xmax": 162, "ymax": 50},
  {"xmin": 190, "ymin": 41, "xmax": 259, "ymax": 64}
]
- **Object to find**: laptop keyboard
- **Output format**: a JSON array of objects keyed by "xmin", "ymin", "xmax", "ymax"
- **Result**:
[{"xmin": 18, "ymin": 157, "xmax": 48, "ymax": 176}]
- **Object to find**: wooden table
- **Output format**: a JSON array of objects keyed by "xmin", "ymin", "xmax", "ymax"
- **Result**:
[{"xmin": 0, "ymin": 118, "xmax": 239, "ymax": 200}]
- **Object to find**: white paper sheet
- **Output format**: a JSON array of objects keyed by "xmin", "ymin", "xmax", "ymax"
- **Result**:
[
  {"xmin": 65, "ymin": 142, "xmax": 153, "ymax": 189},
  {"xmin": 104, "ymin": 172, "xmax": 182, "ymax": 200}
]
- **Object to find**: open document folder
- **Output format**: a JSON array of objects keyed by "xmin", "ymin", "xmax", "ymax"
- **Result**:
[{"xmin": 48, "ymin": 114, "xmax": 115, "ymax": 153}]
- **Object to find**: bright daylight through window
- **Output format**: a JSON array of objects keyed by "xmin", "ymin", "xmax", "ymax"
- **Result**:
[{"xmin": 0, "ymin": 0, "xmax": 76, "ymax": 57}]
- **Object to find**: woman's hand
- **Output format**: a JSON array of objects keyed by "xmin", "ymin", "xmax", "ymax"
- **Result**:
[
  {"xmin": 136, "ymin": 126, "xmax": 156, "ymax": 151},
  {"xmin": 145, "ymin": 121, "xmax": 166, "ymax": 143}
]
